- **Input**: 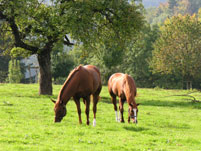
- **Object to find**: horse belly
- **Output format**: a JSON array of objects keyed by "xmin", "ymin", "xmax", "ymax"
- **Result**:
[{"xmin": 111, "ymin": 83, "xmax": 124, "ymax": 99}]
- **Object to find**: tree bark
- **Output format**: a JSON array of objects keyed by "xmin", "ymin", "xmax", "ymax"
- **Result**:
[
  {"xmin": 186, "ymin": 81, "xmax": 192, "ymax": 90},
  {"xmin": 37, "ymin": 51, "xmax": 52, "ymax": 95}
]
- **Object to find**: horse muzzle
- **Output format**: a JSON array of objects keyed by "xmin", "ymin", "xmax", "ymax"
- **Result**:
[
  {"xmin": 54, "ymin": 117, "xmax": 62, "ymax": 123},
  {"xmin": 131, "ymin": 118, "xmax": 138, "ymax": 124}
]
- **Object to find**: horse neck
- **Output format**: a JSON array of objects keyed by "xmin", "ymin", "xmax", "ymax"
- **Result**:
[
  {"xmin": 58, "ymin": 71, "xmax": 80, "ymax": 105},
  {"xmin": 126, "ymin": 95, "xmax": 137, "ymax": 108},
  {"xmin": 124, "ymin": 76, "xmax": 137, "ymax": 107}
]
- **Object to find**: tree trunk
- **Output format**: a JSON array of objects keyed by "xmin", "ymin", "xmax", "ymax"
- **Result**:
[
  {"xmin": 186, "ymin": 81, "xmax": 192, "ymax": 90},
  {"xmin": 37, "ymin": 51, "xmax": 52, "ymax": 95}
]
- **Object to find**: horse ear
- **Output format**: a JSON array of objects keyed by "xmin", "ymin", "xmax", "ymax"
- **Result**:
[
  {"xmin": 51, "ymin": 98, "xmax": 56, "ymax": 104},
  {"xmin": 137, "ymin": 103, "xmax": 140, "ymax": 106}
]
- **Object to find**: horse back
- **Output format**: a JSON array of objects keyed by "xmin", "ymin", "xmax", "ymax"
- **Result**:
[
  {"xmin": 108, "ymin": 73, "xmax": 125, "ymax": 97},
  {"xmin": 108, "ymin": 73, "xmax": 136, "ymax": 98},
  {"xmin": 124, "ymin": 74, "xmax": 137, "ymax": 98},
  {"xmin": 80, "ymin": 65, "xmax": 102, "ymax": 94}
]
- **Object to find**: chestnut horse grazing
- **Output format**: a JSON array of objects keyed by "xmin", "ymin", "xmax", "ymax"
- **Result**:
[
  {"xmin": 51, "ymin": 65, "xmax": 102, "ymax": 126},
  {"xmin": 108, "ymin": 73, "xmax": 139, "ymax": 124}
]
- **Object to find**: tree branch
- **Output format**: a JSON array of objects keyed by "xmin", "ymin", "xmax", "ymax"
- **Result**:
[
  {"xmin": 167, "ymin": 91, "xmax": 201, "ymax": 103},
  {"xmin": 92, "ymin": 8, "xmax": 114, "ymax": 24},
  {"xmin": 63, "ymin": 35, "xmax": 74, "ymax": 46},
  {"xmin": 0, "ymin": 11, "xmax": 7, "ymax": 20},
  {"xmin": 0, "ymin": 11, "xmax": 38, "ymax": 54},
  {"xmin": 8, "ymin": 17, "xmax": 38, "ymax": 54}
]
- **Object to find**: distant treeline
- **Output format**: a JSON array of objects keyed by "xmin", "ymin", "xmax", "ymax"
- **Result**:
[{"xmin": 143, "ymin": 0, "xmax": 167, "ymax": 8}]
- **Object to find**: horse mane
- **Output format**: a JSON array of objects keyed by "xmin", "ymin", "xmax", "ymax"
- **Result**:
[
  {"xmin": 59, "ymin": 65, "xmax": 82, "ymax": 101},
  {"xmin": 124, "ymin": 74, "xmax": 136, "ymax": 101}
]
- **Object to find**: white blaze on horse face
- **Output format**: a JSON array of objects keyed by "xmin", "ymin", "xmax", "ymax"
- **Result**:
[
  {"xmin": 93, "ymin": 118, "xmax": 96, "ymax": 127},
  {"xmin": 133, "ymin": 109, "xmax": 137, "ymax": 121},
  {"xmin": 115, "ymin": 111, "xmax": 118, "ymax": 122}
]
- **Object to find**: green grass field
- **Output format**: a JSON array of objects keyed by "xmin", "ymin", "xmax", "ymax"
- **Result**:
[{"xmin": 0, "ymin": 84, "xmax": 201, "ymax": 151}]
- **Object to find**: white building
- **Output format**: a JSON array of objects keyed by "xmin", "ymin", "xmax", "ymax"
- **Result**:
[{"xmin": 21, "ymin": 55, "xmax": 39, "ymax": 83}]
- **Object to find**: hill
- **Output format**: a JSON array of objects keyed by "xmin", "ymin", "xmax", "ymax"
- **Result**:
[{"xmin": 142, "ymin": 0, "xmax": 167, "ymax": 8}]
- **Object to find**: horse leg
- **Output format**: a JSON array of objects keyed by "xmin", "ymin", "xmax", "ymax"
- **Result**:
[
  {"xmin": 111, "ymin": 96, "xmax": 119, "ymax": 122},
  {"xmin": 92, "ymin": 95, "xmax": 98, "ymax": 126},
  {"xmin": 74, "ymin": 97, "xmax": 82, "ymax": 124},
  {"xmin": 128, "ymin": 113, "xmax": 131, "ymax": 123},
  {"xmin": 84, "ymin": 96, "xmax": 90, "ymax": 125},
  {"xmin": 119, "ymin": 98, "xmax": 125, "ymax": 123}
]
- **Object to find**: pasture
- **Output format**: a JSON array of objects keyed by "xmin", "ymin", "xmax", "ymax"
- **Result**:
[{"xmin": 0, "ymin": 84, "xmax": 201, "ymax": 151}]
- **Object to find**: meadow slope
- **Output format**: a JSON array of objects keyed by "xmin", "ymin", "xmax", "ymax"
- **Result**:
[{"xmin": 0, "ymin": 84, "xmax": 201, "ymax": 151}]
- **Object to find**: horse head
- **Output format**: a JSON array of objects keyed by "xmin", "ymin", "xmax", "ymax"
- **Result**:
[
  {"xmin": 128, "ymin": 103, "xmax": 140, "ymax": 124},
  {"xmin": 51, "ymin": 99, "xmax": 66, "ymax": 122}
]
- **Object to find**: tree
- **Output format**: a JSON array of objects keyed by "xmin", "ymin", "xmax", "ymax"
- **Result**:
[
  {"xmin": 0, "ymin": 20, "xmax": 10, "ymax": 82},
  {"xmin": 70, "ymin": 42, "xmax": 124, "ymax": 84},
  {"xmin": 0, "ymin": 56, "xmax": 10, "ymax": 82},
  {"xmin": 198, "ymin": 8, "xmax": 201, "ymax": 21},
  {"xmin": 175, "ymin": 0, "xmax": 201, "ymax": 15},
  {"xmin": 145, "ymin": 2, "xmax": 169, "ymax": 25},
  {"xmin": 73, "ymin": 24, "xmax": 160, "ymax": 86},
  {"xmin": 51, "ymin": 43, "xmax": 75, "ymax": 84},
  {"xmin": 8, "ymin": 59, "xmax": 22, "ymax": 83},
  {"xmin": 151, "ymin": 14, "xmax": 201, "ymax": 89},
  {"xmin": 188, "ymin": 0, "xmax": 201, "ymax": 14},
  {"xmin": 168, "ymin": 0, "xmax": 177, "ymax": 14},
  {"xmin": 122, "ymin": 24, "xmax": 160, "ymax": 87},
  {"xmin": 0, "ymin": 0, "xmax": 144, "ymax": 95}
]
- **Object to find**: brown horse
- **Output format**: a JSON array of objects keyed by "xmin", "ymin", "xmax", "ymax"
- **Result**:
[
  {"xmin": 51, "ymin": 65, "xmax": 102, "ymax": 126},
  {"xmin": 108, "ymin": 73, "xmax": 139, "ymax": 124}
]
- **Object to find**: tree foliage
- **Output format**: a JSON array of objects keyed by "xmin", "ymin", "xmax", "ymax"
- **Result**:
[
  {"xmin": 168, "ymin": 0, "xmax": 177, "ymax": 14},
  {"xmin": 122, "ymin": 24, "xmax": 160, "ymax": 87},
  {"xmin": 146, "ymin": 0, "xmax": 201, "ymax": 25},
  {"xmin": 0, "ymin": 0, "xmax": 144, "ymax": 94},
  {"xmin": 8, "ymin": 59, "xmax": 23, "ymax": 83},
  {"xmin": 51, "ymin": 43, "xmax": 75, "ymax": 84},
  {"xmin": 151, "ymin": 14, "xmax": 201, "ymax": 83},
  {"xmin": 0, "ymin": 56, "xmax": 10, "ymax": 82},
  {"xmin": 72, "ymin": 24, "xmax": 160, "ymax": 86}
]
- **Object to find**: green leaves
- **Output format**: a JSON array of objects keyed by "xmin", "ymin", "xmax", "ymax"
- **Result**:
[
  {"xmin": 10, "ymin": 47, "xmax": 31, "ymax": 58},
  {"xmin": 151, "ymin": 14, "xmax": 201, "ymax": 80},
  {"xmin": 8, "ymin": 59, "xmax": 23, "ymax": 83},
  {"xmin": 1, "ymin": 0, "xmax": 144, "ymax": 56},
  {"xmin": 61, "ymin": 0, "xmax": 144, "ymax": 47}
]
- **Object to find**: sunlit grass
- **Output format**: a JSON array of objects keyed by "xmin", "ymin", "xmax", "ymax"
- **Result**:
[{"xmin": 0, "ymin": 84, "xmax": 201, "ymax": 151}]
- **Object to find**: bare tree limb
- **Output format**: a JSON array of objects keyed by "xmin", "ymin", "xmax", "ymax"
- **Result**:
[
  {"xmin": 63, "ymin": 35, "xmax": 74, "ymax": 46},
  {"xmin": 167, "ymin": 92, "xmax": 201, "ymax": 103},
  {"xmin": 0, "ymin": 11, "xmax": 39, "ymax": 54},
  {"xmin": 8, "ymin": 17, "xmax": 38, "ymax": 54}
]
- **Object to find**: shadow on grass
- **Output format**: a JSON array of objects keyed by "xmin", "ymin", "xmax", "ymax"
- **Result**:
[
  {"xmin": 100, "ymin": 97, "xmax": 112, "ymax": 104},
  {"xmin": 123, "ymin": 126, "xmax": 148, "ymax": 132},
  {"xmin": 159, "ymin": 122, "xmax": 191, "ymax": 129},
  {"xmin": 142, "ymin": 99, "xmax": 201, "ymax": 109},
  {"xmin": 11, "ymin": 94, "xmax": 59, "ymax": 100},
  {"xmin": 0, "ymin": 101, "xmax": 14, "ymax": 106},
  {"xmin": 100, "ymin": 96, "xmax": 201, "ymax": 109}
]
